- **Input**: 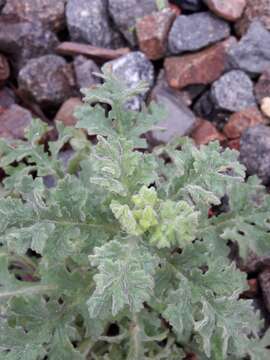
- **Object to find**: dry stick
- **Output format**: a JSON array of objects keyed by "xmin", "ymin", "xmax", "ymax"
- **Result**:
[{"xmin": 56, "ymin": 42, "xmax": 130, "ymax": 61}]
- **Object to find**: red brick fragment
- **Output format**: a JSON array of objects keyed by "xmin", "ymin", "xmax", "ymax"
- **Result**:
[
  {"xmin": 191, "ymin": 119, "xmax": 225, "ymax": 146},
  {"xmin": 223, "ymin": 107, "xmax": 265, "ymax": 139},
  {"xmin": 136, "ymin": 9, "xmax": 176, "ymax": 60},
  {"xmin": 165, "ymin": 41, "xmax": 227, "ymax": 90}
]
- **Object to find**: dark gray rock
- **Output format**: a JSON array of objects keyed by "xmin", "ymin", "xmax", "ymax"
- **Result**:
[
  {"xmin": 0, "ymin": 0, "xmax": 6, "ymax": 10},
  {"xmin": 104, "ymin": 51, "xmax": 155, "ymax": 110},
  {"xmin": 168, "ymin": 12, "xmax": 230, "ymax": 55},
  {"xmin": 0, "ymin": 17, "xmax": 59, "ymax": 71},
  {"xmin": 108, "ymin": 0, "xmax": 157, "ymax": 46},
  {"xmin": 2, "ymin": 0, "xmax": 66, "ymax": 31},
  {"xmin": 0, "ymin": 87, "xmax": 16, "ymax": 108},
  {"xmin": 211, "ymin": 70, "xmax": 256, "ymax": 112},
  {"xmin": 74, "ymin": 56, "xmax": 101, "ymax": 91},
  {"xmin": 66, "ymin": 0, "xmax": 124, "ymax": 49},
  {"xmin": 148, "ymin": 72, "xmax": 196, "ymax": 144},
  {"xmin": 170, "ymin": 0, "xmax": 203, "ymax": 11},
  {"xmin": 240, "ymin": 125, "xmax": 270, "ymax": 185},
  {"xmin": 18, "ymin": 55, "xmax": 76, "ymax": 108},
  {"xmin": 259, "ymin": 268, "xmax": 270, "ymax": 312},
  {"xmin": 228, "ymin": 21, "xmax": 270, "ymax": 75},
  {"xmin": 193, "ymin": 89, "xmax": 230, "ymax": 129}
]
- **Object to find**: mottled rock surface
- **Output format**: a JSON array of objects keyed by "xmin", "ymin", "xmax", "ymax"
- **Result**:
[
  {"xmin": 66, "ymin": 0, "xmax": 124, "ymax": 49},
  {"xmin": 55, "ymin": 97, "xmax": 83, "ymax": 127},
  {"xmin": 0, "ymin": 17, "xmax": 58, "ymax": 71},
  {"xmin": 168, "ymin": 12, "xmax": 230, "ymax": 54},
  {"xmin": 0, "ymin": 53, "xmax": 10, "ymax": 85},
  {"xmin": 136, "ymin": 9, "xmax": 175, "ymax": 60},
  {"xmin": 74, "ymin": 56, "xmax": 101, "ymax": 91},
  {"xmin": 18, "ymin": 55, "xmax": 76, "ymax": 108},
  {"xmin": 149, "ymin": 73, "xmax": 197, "ymax": 144},
  {"xmin": 105, "ymin": 51, "xmax": 154, "ymax": 110},
  {"xmin": 240, "ymin": 125, "xmax": 270, "ymax": 184},
  {"xmin": 165, "ymin": 41, "xmax": 227, "ymax": 89},
  {"xmin": 204, "ymin": 0, "xmax": 246, "ymax": 22},
  {"xmin": 2, "ymin": 0, "xmax": 66, "ymax": 31},
  {"xmin": 108, "ymin": 0, "xmax": 157, "ymax": 46},
  {"xmin": 255, "ymin": 70, "xmax": 270, "ymax": 104},
  {"xmin": 0, "ymin": 104, "xmax": 32, "ymax": 139},
  {"xmin": 236, "ymin": 0, "xmax": 270, "ymax": 36},
  {"xmin": 211, "ymin": 70, "xmax": 256, "ymax": 112},
  {"xmin": 191, "ymin": 118, "xmax": 225, "ymax": 145},
  {"xmin": 228, "ymin": 21, "xmax": 270, "ymax": 75},
  {"xmin": 223, "ymin": 107, "xmax": 265, "ymax": 139},
  {"xmin": 0, "ymin": 87, "xmax": 16, "ymax": 108}
]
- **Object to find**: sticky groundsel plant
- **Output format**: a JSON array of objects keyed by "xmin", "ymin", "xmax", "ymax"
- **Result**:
[{"xmin": 0, "ymin": 69, "xmax": 270, "ymax": 360}]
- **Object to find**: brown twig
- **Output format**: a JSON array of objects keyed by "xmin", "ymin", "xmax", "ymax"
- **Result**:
[{"xmin": 56, "ymin": 41, "xmax": 130, "ymax": 61}]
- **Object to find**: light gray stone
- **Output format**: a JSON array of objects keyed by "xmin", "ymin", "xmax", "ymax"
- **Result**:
[
  {"xmin": 240, "ymin": 124, "xmax": 270, "ymax": 185},
  {"xmin": 211, "ymin": 70, "xmax": 256, "ymax": 112},
  {"xmin": 74, "ymin": 56, "xmax": 101, "ymax": 91},
  {"xmin": 149, "ymin": 73, "xmax": 196, "ymax": 144},
  {"xmin": 168, "ymin": 12, "xmax": 230, "ymax": 54},
  {"xmin": 104, "ymin": 51, "xmax": 155, "ymax": 110},
  {"xmin": 66, "ymin": 0, "xmax": 124, "ymax": 48},
  {"xmin": 228, "ymin": 21, "xmax": 270, "ymax": 75}
]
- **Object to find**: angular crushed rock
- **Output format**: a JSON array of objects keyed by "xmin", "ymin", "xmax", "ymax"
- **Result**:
[
  {"xmin": 148, "ymin": 72, "xmax": 197, "ymax": 144},
  {"xmin": 228, "ymin": 21, "xmax": 270, "ymax": 75},
  {"xmin": 224, "ymin": 107, "xmax": 265, "ymax": 139},
  {"xmin": 235, "ymin": 0, "xmax": 270, "ymax": 36},
  {"xmin": 240, "ymin": 124, "xmax": 270, "ymax": 185},
  {"xmin": 165, "ymin": 41, "xmax": 228, "ymax": 89},
  {"xmin": 210, "ymin": 70, "xmax": 256, "ymax": 112},
  {"xmin": 255, "ymin": 70, "xmax": 270, "ymax": 104},
  {"xmin": 136, "ymin": 8, "xmax": 176, "ymax": 60},
  {"xmin": 0, "ymin": 104, "xmax": 32, "ymax": 139},
  {"xmin": 104, "ymin": 51, "xmax": 154, "ymax": 110},
  {"xmin": 168, "ymin": 12, "xmax": 230, "ymax": 55},
  {"xmin": 2, "ymin": 0, "xmax": 66, "ymax": 31},
  {"xmin": 0, "ymin": 17, "xmax": 59, "ymax": 71},
  {"xmin": 204, "ymin": 0, "xmax": 246, "ymax": 22},
  {"xmin": 74, "ymin": 56, "xmax": 101, "ymax": 92},
  {"xmin": 18, "ymin": 55, "xmax": 76, "ymax": 108},
  {"xmin": 108, "ymin": 0, "xmax": 157, "ymax": 46},
  {"xmin": 66, "ymin": 0, "xmax": 124, "ymax": 49}
]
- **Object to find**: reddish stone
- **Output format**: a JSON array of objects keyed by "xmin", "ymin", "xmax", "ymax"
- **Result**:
[
  {"xmin": 191, "ymin": 119, "xmax": 225, "ymax": 145},
  {"xmin": 223, "ymin": 107, "xmax": 265, "ymax": 139},
  {"xmin": 0, "ymin": 54, "xmax": 10, "ymax": 85},
  {"xmin": 227, "ymin": 139, "xmax": 240, "ymax": 151},
  {"xmin": 136, "ymin": 9, "xmax": 176, "ymax": 60},
  {"xmin": 165, "ymin": 41, "xmax": 229, "ymax": 90},
  {"xmin": 0, "ymin": 104, "xmax": 32, "ymax": 139},
  {"xmin": 54, "ymin": 97, "xmax": 83, "ymax": 127},
  {"xmin": 169, "ymin": 4, "xmax": 181, "ymax": 16},
  {"xmin": 235, "ymin": 0, "xmax": 270, "ymax": 36},
  {"xmin": 204, "ymin": 0, "xmax": 246, "ymax": 22},
  {"xmin": 2, "ymin": 0, "xmax": 66, "ymax": 32},
  {"xmin": 255, "ymin": 69, "xmax": 270, "ymax": 104}
]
